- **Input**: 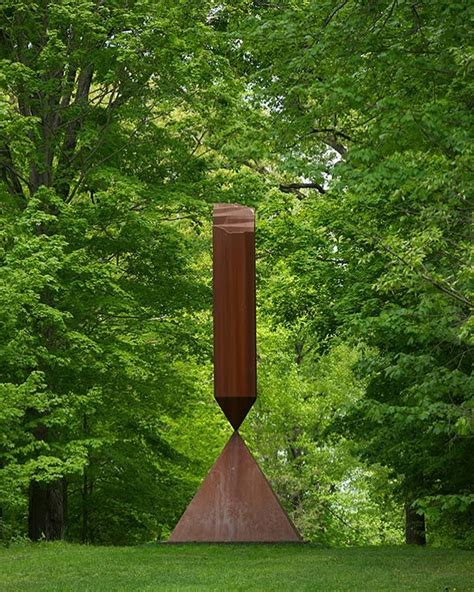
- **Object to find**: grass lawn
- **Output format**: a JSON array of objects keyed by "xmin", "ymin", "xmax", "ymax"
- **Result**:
[{"xmin": 0, "ymin": 542, "xmax": 472, "ymax": 591}]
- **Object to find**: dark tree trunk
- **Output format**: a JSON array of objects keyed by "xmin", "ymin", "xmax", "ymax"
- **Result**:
[
  {"xmin": 28, "ymin": 479, "xmax": 66, "ymax": 541},
  {"xmin": 81, "ymin": 468, "xmax": 89, "ymax": 543},
  {"xmin": 405, "ymin": 504, "xmax": 426, "ymax": 545}
]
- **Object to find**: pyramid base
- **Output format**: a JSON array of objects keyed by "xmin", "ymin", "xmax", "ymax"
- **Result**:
[{"xmin": 169, "ymin": 432, "xmax": 301, "ymax": 543}]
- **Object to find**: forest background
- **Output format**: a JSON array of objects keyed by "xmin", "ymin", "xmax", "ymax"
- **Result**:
[{"xmin": 0, "ymin": 0, "xmax": 472, "ymax": 549}]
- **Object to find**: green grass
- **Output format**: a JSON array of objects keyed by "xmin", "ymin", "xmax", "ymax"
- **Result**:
[{"xmin": 0, "ymin": 542, "xmax": 472, "ymax": 591}]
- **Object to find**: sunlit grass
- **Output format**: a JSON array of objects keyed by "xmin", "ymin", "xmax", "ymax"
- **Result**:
[{"xmin": 1, "ymin": 542, "xmax": 473, "ymax": 591}]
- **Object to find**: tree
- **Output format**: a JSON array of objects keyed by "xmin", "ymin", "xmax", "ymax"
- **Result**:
[
  {"xmin": 232, "ymin": 0, "xmax": 473, "ymax": 545},
  {"xmin": 0, "ymin": 0, "xmax": 244, "ymax": 542}
]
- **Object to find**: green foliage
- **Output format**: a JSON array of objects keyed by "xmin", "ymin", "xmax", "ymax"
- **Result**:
[
  {"xmin": 0, "ymin": 0, "xmax": 242, "ymax": 543},
  {"xmin": 243, "ymin": 327, "xmax": 402, "ymax": 546},
  {"xmin": 233, "ymin": 0, "xmax": 473, "ymax": 546},
  {"xmin": 0, "ymin": 176, "xmax": 221, "ymax": 542}
]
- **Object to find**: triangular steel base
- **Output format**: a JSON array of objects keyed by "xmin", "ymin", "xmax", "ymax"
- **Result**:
[{"xmin": 169, "ymin": 432, "xmax": 301, "ymax": 543}]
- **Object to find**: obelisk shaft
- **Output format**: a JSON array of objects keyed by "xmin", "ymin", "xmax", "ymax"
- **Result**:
[{"xmin": 213, "ymin": 204, "xmax": 256, "ymax": 429}]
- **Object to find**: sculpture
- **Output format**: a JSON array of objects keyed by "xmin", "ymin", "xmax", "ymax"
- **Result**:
[{"xmin": 169, "ymin": 204, "xmax": 301, "ymax": 542}]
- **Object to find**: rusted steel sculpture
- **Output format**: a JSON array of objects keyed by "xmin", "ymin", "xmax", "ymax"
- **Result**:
[
  {"xmin": 213, "ymin": 204, "xmax": 257, "ymax": 430},
  {"xmin": 169, "ymin": 204, "xmax": 301, "ymax": 543}
]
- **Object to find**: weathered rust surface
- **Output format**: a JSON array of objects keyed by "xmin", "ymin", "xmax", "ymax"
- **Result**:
[
  {"xmin": 213, "ymin": 204, "xmax": 256, "ymax": 429},
  {"xmin": 169, "ymin": 432, "xmax": 301, "ymax": 542}
]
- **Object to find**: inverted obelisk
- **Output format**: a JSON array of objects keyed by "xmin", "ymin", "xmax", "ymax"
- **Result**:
[
  {"xmin": 169, "ymin": 203, "xmax": 301, "ymax": 543},
  {"xmin": 213, "ymin": 204, "xmax": 256, "ymax": 429}
]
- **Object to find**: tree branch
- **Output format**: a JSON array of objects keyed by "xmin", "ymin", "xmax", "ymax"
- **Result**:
[
  {"xmin": 311, "ymin": 128, "xmax": 352, "ymax": 142},
  {"xmin": 0, "ymin": 144, "xmax": 27, "ymax": 204},
  {"xmin": 279, "ymin": 182, "xmax": 326, "ymax": 194},
  {"xmin": 382, "ymin": 244, "xmax": 473, "ymax": 309},
  {"xmin": 323, "ymin": 0, "xmax": 351, "ymax": 27}
]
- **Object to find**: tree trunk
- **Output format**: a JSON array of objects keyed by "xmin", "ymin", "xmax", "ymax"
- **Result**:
[
  {"xmin": 405, "ymin": 503, "xmax": 426, "ymax": 545},
  {"xmin": 81, "ymin": 468, "xmax": 89, "ymax": 543},
  {"xmin": 28, "ymin": 479, "xmax": 66, "ymax": 541}
]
